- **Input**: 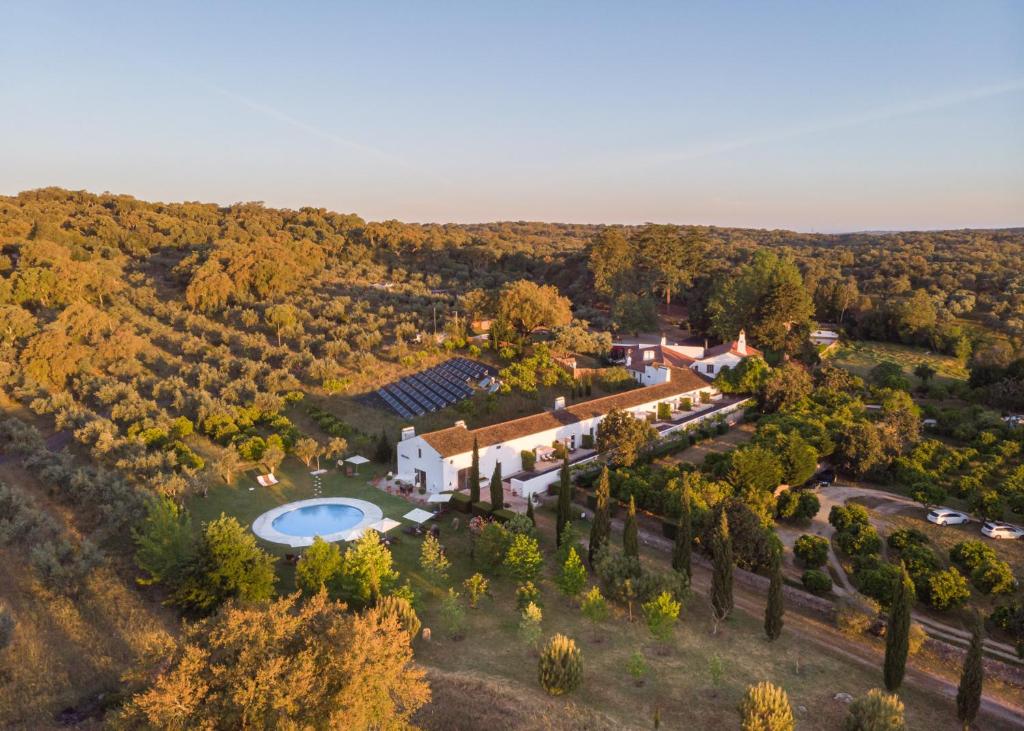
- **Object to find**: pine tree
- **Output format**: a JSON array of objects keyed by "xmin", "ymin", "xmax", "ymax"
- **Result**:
[
  {"xmin": 489, "ymin": 461, "xmax": 503, "ymax": 510},
  {"xmin": 884, "ymin": 563, "xmax": 915, "ymax": 691},
  {"xmin": 672, "ymin": 479, "xmax": 691, "ymax": 579},
  {"xmin": 469, "ymin": 438, "xmax": 480, "ymax": 504},
  {"xmin": 956, "ymin": 613, "xmax": 984, "ymax": 729},
  {"xmin": 538, "ymin": 634, "xmax": 582, "ymax": 695},
  {"xmin": 739, "ymin": 681, "xmax": 794, "ymax": 731},
  {"xmin": 710, "ymin": 507, "xmax": 733, "ymax": 634},
  {"xmin": 589, "ymin": 467, "xmax": 611, "ymax": 565},
  {"xmin": 623, "ymin": 495, "xmax": 639, "ymax": 558},
  {"xmin": 556, "ymin": 455, "xmax": 571, "ymax": 547},
  {"xmin": 764, "ymin": 546, "xmax": 784, "ymax": 641},
  {"xmin": 557, "ymin": 547, "xmax": 588, "ymax": 600},
  {"xmin": 526, "ymin": 497, "xmax": 536, "ymax": 526}
]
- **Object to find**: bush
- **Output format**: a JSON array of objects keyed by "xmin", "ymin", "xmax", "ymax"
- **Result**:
[
  {"xmin": 538, "ymin": 634, "xmax": 582, "ymax": 695},
  {"xmin": 835, "ymin": 523, "xmax": 881, "ymax": 557},
  {"xmin": 520, "ymin": 450, "xmax": 536, "ymax": 471},
  {"xmin": 835, "ymin": 597, "xmax": 878, "ymax": 637},
  {"xmin": 793, "ymin": 534, "xmax": 829, "ymax": 568},
  {"xmin": 679, "ymin": 397, "xmax": 692, "ymax": 411},
  {"xmin": 801, "ymin": 569, "xmax": 833, "ymax": 595},
  {"xmin": 926, "ymin": 568, "xmax": 971, "ymax": 610},
  {"xmin": 471, "ymin": 501, "xmax": 493, "ymax": 517},
  {"xmin": 852, "ymin": 557, "xmax": 901, "ymax": 607},
  {"xmin": 843, "ymin": 689, "xmax": 906, "ymax": 731},
  {"xmin": 516, "ymin": 581, "xmax": 542, "ymax": 610},
  {"xmin": 451, "ymin": 492, "xmax": 472, "ymax": 513},
  {"xmin": 491, "ymin": 508, "xmax": 517, "ymax": 524},
  {"xmin": 972, "ymin": 559, "xmax": 1017, "ymax": 595},
  {"xmin": 657, "ymin": 402, "xmax": 671, "ymax": 421},
  {"xmin": 739, "ymin": 681, "xmax": 794, "ymax": 731},
  {"xmin": 886, "ymin": 528, "xmax": 928, "ymax": 551},
  {"xmin": 581, "ymin": 433, "xmax": 594, "ymax": 449},
  {"xmin": 950, "ymin": 540, "xmax": 995, "ymax": 572},
  {"xmin": 829, "ymin": 504, "xmax": 870, "ymax": 532},
  {"xmin": 376, "ymin": 594, "xmax": 421, "ymax": 639}
]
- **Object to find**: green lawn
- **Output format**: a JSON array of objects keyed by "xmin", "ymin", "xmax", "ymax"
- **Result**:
[{"xmin": 830, "ymin": 340, "xmax": 968, "ymax": 383}]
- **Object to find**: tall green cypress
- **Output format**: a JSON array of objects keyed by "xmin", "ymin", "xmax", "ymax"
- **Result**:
[
  {"xmin": 764, "ymin": 546, "xmax": 784, "ymax": 641},
  {"xmin": 469, "ymin": 438, "xmax": 480, "ymax": 504},
  {"xmin": 526, "ymin": 497, "xmax": 536, "ymax": 526},
  {"xmin": 710, "ymin": 507, "xmax": 733, "ymax": 634},
  {"xmin": 956, "ymin": 613, "xmax": 984, "ymax": 729},
  {"xmin": 623, "ymin": 495, "xmax": 639, "ymax": 557},
  {"xmin": 588, "ymin": 467, "xmax": 611, "ymax": 565},
  {"xmin": 556, "ymin": 455, "xmax": 571, "ymax": 547},
  {"xmin": 671, "ymin": 479, "xmax": 691, "ymax": 579},
  {"xmin": 489, "ymin": 461, "xmax": 503, "ymax": 510},
  {"xmin": 884, "ymin": 563, "xmax": 915, "ymax": 692}
]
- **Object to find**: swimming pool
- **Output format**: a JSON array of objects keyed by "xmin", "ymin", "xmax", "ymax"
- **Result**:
[
  {"xmin": 251, "ymin": 497, "xmax": 384, "ymax": 547},
  {"xmin": 271, "ymin": 503, "xmax": 364, "ymax": 537}
]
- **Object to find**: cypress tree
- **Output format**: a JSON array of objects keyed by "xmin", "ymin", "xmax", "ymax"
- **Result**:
[
  {"xmin": 884, "ymin": 563, "xmax": 915, "ymax": 691},
  {"xmin": 489, "ymin": 461, "xmax": 503, "ymax": 510},
  {"xmin": 588, "ymin": 467, "xmax": 611, "ymax": 565},
  {"xmin": 469, "ymin": 438, "xmax": 480, "ymax": 504},
  {"xmin": 556, "ymin": 455, "xmax": 571, "ymax": 547},
  {"xmin": 710, "ymin": 507, "xmax": 733, "ymax": 634},
  {"xmin": 374, "ymin": 428, "xmax": 391, "ymax": 465},
  {"xmin": 623, "ymin": 495, "xmax": 639, "ymax": 557},
  {"xmin": 526, "ymin": 497, "xmax": 536, "ymax": 526},
  {"xmin": 671, "ymin": 479, "xmax": 691, "ymax": 579},
  {"xmin": 764, "ymin": 545, "xmax": 784, "ymax": 641},
  {"xmin": 956, "ymin": 613, "xmax": 984, "ymax": 729}
]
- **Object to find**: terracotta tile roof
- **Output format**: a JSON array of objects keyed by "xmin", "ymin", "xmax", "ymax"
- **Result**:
[
  {"xmin": 703, "ymin": 340, "xmax": 761, "ymax": 358},
  {"xmin": 419, "ymin": 367, "xmax": 712, "ymax": 458}
]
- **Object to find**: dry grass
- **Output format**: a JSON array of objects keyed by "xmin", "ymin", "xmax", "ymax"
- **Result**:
[{"xmin": 830, "ymin": 341, "xmax": 968, "ymax": 382}]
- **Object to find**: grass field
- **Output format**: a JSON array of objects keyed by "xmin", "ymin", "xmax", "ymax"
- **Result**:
[
  {"xmin": 830, "ymin": 340, "xmax": 968, "ymax": 382},
  {"xmin": 186, "ymin": 462, "xmax": 1022, "ymax": 730}
]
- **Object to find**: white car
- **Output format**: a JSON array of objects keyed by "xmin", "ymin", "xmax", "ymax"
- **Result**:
[
  {"xmin": 980, "ymin": 522, "xmax": 1024, "ymax": 540},
  {"xmin": 926, "ymin": 508, "xmax": 969, "ymax": 526}
]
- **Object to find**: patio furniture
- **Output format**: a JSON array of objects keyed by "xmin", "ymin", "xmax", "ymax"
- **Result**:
[{"xmin": 256, "ymin": 473, "xmax": 278, "ymax": 487}]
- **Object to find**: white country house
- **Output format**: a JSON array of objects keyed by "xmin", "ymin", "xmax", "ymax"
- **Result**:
[
  {"xmin": 616, "ymin": 330, "xmax": 762, "ymax": 383},
  {"xmin": 397, "ymin": 365, "xmax": 732, "ymax": 501}
]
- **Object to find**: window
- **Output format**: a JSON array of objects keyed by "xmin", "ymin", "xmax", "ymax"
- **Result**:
[
  {"xmin": 418, "ymin": 448, "xmax": 422, "ymax": 458},
  {"xmin": 706, "ymin": 364, "xmax": 714, "ymax": 374}
]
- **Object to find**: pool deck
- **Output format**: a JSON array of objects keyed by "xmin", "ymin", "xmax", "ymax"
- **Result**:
[{"xmin": 251, "ymin": 496, "xmax": 383, "ymax": 547}]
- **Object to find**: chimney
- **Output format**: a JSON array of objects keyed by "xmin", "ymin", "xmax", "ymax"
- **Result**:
[
  {"xmin": 660, "ymin": 333, "xmax": 667, "ymax": 346},
  {"xmin": 553, "ymin": 396, "xmax": 566, "ymax": 411},
  {"xmin": 401, "ymin": 426, "xmax": 415, "ymax": 441},
  {"xmin": 454, "ymin": 420, "xmax": 467, "ymax": 429},
  {"xmin": 737, "ymin": 329, "xmax": 747, "ymax": 355},
  {"xmin": 625, "ymin": 354, "xmax": 632, "ymax": 367}
]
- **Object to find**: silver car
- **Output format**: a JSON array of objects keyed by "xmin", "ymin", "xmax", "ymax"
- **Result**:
[
  {"xmin": 981, "ymin": 521, "xmax": 1024, "ymax": 540},
  {"xmin": 926, "ymin": 508, "xmax": 969, "ymax": 526}
]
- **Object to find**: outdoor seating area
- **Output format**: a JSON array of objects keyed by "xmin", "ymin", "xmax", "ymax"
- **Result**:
[
  {"xmin": 256, "ymin": 473, "xmax": 278, "ymax": 487},
  {"xmin": 375, "ymin": 357, "xmax": 492, "ymax": 418}
]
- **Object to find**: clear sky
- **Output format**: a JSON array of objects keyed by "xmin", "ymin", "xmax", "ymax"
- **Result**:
[{"xmin": 2, "ymin": 1, "xmax": 1022, "ymax": 231}]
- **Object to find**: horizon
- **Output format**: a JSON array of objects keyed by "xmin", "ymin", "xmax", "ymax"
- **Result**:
[{"xmin": 2, "ymin": 1, "xmax": 1023, "ymax": 231}]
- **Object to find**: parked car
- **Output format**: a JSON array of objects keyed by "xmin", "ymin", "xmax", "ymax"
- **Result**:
[
  {"xmin": 980, "ymin": 521, "xmax": 1024, "ymax": 540},
  {"xmin": 812, "ymin": 469, "xmax": 836, "ymax": 488},
  {"xmin": 926, "ymin": 508, "xmax": 970, "ymax": 526}
]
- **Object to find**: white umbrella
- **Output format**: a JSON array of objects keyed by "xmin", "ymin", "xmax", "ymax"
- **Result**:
[
  {"xmin": 368, "ymin": 517, "xmax": 401, "ymax": 533},
  {"xmin": 346, "ymin": 455, "xmax": 370, "ymax": 465},
  {"xmin": 427, "ymin": 492, "xmax": 453, "ymax": 503},
  {"xmin": 342, "ymin": 527, "xmax": 366, "ymax": 541},
  {"xmin": 393, "ymin": 473, "xmax": 417, "ymax": 484},
  {"xmin": 403, "ymin": 508, "xmax": 435, "ymax": 524}
]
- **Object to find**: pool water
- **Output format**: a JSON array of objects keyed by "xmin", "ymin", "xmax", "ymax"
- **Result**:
[{"xmin": 270, "ymin": 503, "xmax": 365, "ymax": 537}]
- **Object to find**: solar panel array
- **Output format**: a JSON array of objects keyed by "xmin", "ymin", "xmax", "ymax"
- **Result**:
[{"xmin": 377, "ymin": 358, "xmax": 491, "ymax": 418}]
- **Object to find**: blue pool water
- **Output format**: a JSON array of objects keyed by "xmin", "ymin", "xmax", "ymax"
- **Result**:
[{"xmin": 271, "ymin": 504, "xmax": 364, "ymax": 537}]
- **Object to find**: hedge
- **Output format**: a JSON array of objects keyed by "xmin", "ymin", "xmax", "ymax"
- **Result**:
[
  {"xmin": 472, "ymin": 501, "xmax": 493, "ymax": 517},
  {"xmin": 802, "ymin": 569, "xmax": 833, "ymax": 595},
  {"xmin": 451, "ymin": 493, "xmax": 473, "ymax": 513},
  {"xmin": 492, "ymin": 508, "xmax": 517, "ymax": 524}
]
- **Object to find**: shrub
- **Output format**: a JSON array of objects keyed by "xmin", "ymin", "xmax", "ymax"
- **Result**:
[
  {"xmin": 419, "ymin": 533, "xmax": 450, "ymax": 582},
  {"xmin": 0, "ymin": 603, "xmax": 14, "ymax": 651},
  {"xmin": 450, "ymin": 493, "xmax": 472, "ymax": 513},
  {"xmin": 801, "ymin": 569, "xmax": 833, "ymax": 595},
  {"xmin": 491, "ymin": 508, "xmax": 517, "ymax": 524},
  {"xmin": 836, "ymin": 523, "xmax": 882, "ymax": 557},
  {"xmin": 843, "ymin": 689, "xmax": 906, "ymax": 731},
  {"xmin": 642, "ymin": 591, "xmax": 681, "ymax": 643},
  {"xmin": 886, "ymin": 528, "xmax": 928, "ymax": 551},
  {"xmin": 463, "ymin": 573, "xmax": 489, "ymax": 608},
  {"xmin": 519, "ymin": 602, "xmax": 543, "ymax": 648},
  {"xmin": 474, "ymin": 520, "xmax": 510, "ymax": 570},
  {"xmin": 581, "ymin": 433, "xmax": 594, "ymax": 449},
  {"xmin": 504, "ymin": 533, "xmax": 543, "ymax": 582},
  {"xmin": 739, "ymin": 681, "xmax": 794, "ymax": 731},
  {"xmin": 835, "ymin": 597, "xmax": 878, "ymax": 636},
  {"xmin": 520, "ymin": 449, "xmax": 536, "ymax": 471},
  {"xmin": 471, "ymin": 500, "xmax": 493, "ymax": 517},
  {"xmin": 972, "ymin": 558, "xmax": 1017, "ymax": 595},
  {"xmin": 679, "ymin": 397, "xmax": 692, "ymax": 411},
  {"xmin": 557, "ymin": 547, "xmax": 588, "ymax": 600},
  {"xmin": 950, "ymin": 540, "xmax": 995, "ymax": 572},
  {"xmin": 829, "ymin": 504, "xmax": 870, "ymax": 532},
  {"xmin": 538, "ymin": 634, "xmax": 582, "ymax": 695},
  {"xmin": 926, "ymin": 568, "xmax": 971, "ymax": 610},
  {"xmin": 441, "ymin": 588, "xmax": 466, "ymax": 639},
  {"xmin": 657, "ymin": 402, "xmax": 671, "ymax": 421},
  {"xmin": 376, "ymin": 594, "xmax": 421, "ymax": 639},
  {"xmin": 580, "ymin": 586, "xmax": 608, "ymax": 627},
  {"xmin": 852, "ymin": 557, "xmax": 901, "ymax": 607},
  {"xmin": 793, "ymin": 534, "xmax": 829, "ymax": 568},
  {"xmin": 516, "ymin": 581, "xmax": 542, "ymax": 611}
]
